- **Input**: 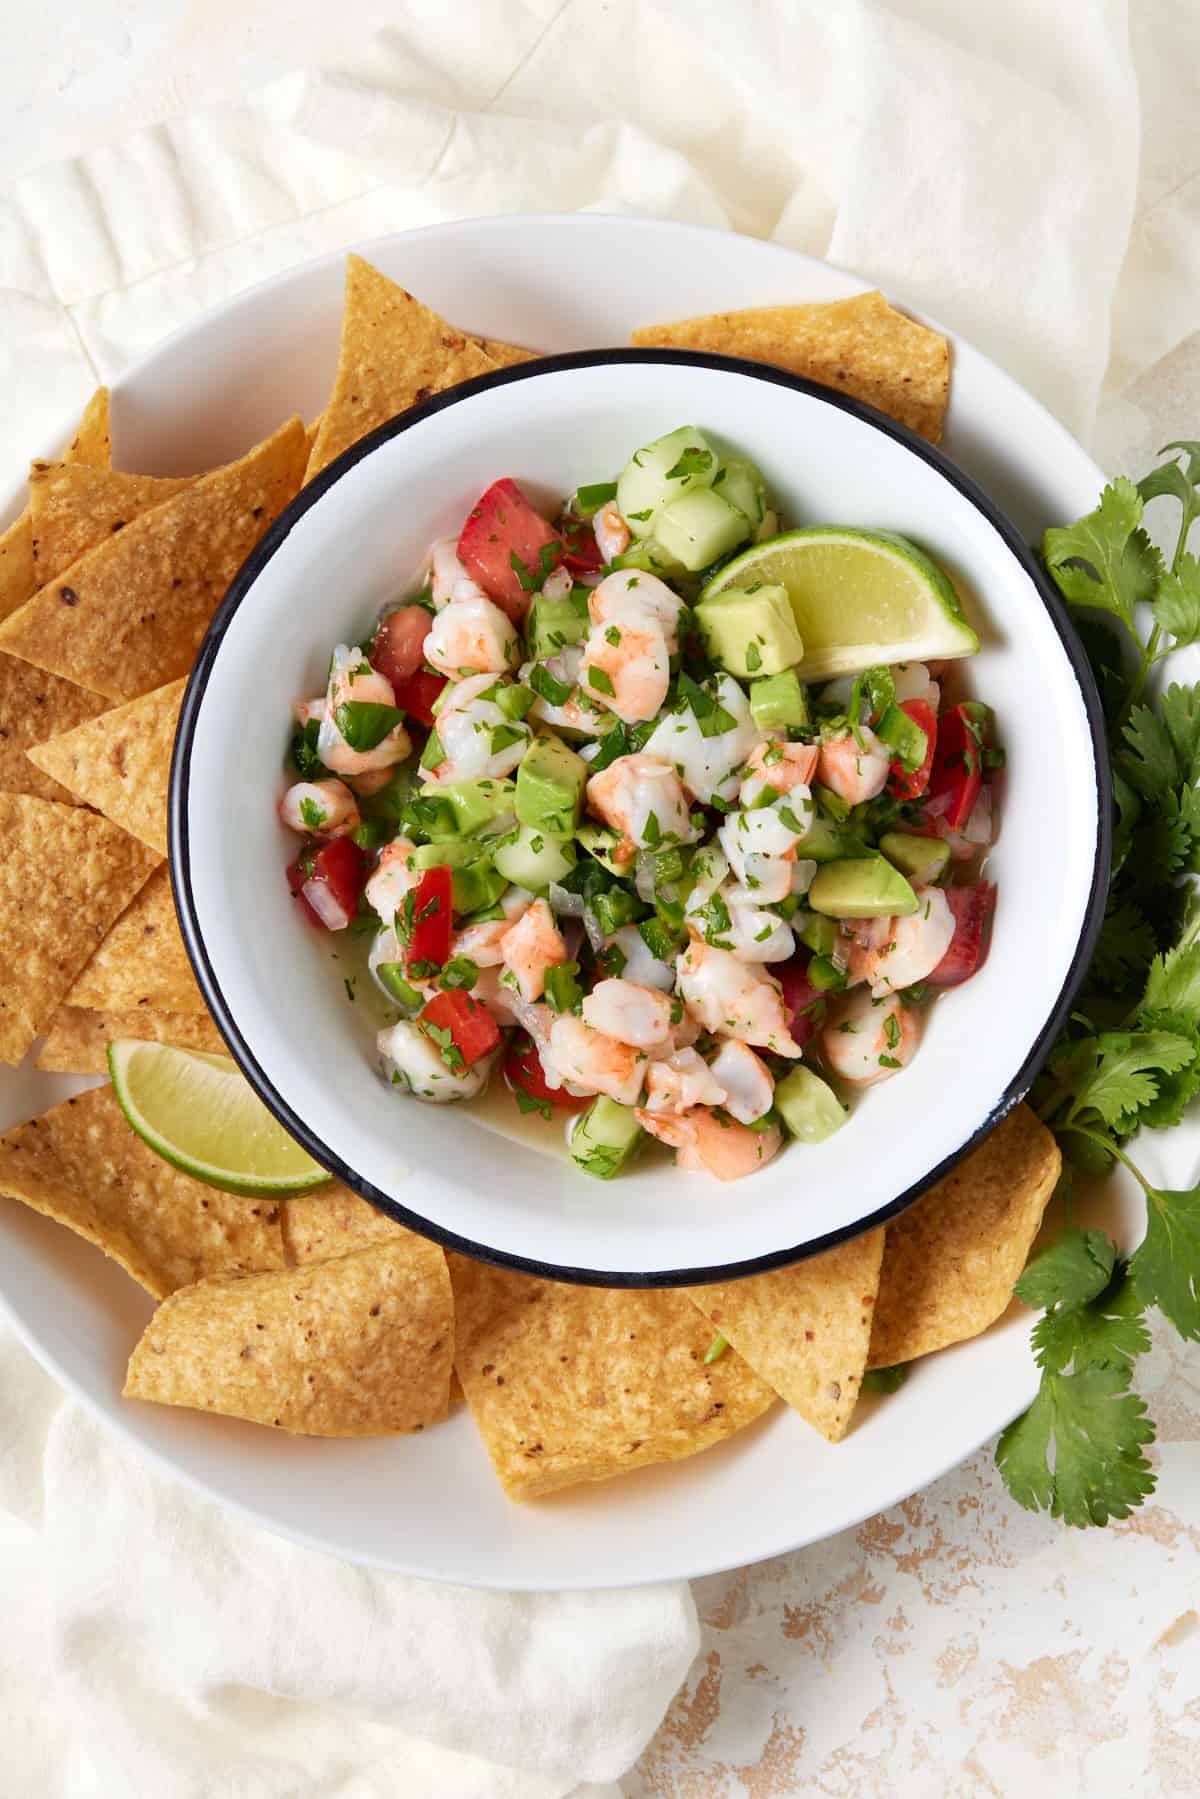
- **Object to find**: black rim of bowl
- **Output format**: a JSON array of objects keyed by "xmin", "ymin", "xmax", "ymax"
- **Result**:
[{"xmin": 171, "ymin": 347, "xmax": 1112, "ymax": 1288}]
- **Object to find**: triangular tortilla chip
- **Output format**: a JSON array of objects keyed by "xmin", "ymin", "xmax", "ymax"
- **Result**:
[
  {"xmin": 686, "ymin": 1228, "xmax": 886, "ymax": 1443},
  {"xmin": 0, "ymin": 795, "xmax": 159, "ymax": 1063},
  {"xmin": 449, "ymin": 1255, "xmax": 776, "ymax": 1500},
  {"xmin": 29, "ymin": 463, "xmax": 194, "ymax": 586},
  {"xmin": 125, "ymin": 1238, "xmax": 453, "ymax": 1435},
  {"xmin": 67, "ymin": 865, "xmax": 204, "ymax": 1014},
  {"xmin": 869, "ymin": 1105, "xmax": 1061, "ymax": 1368},
  {"xmin": 0, "ymin": 388, "xmax": 110, "ymax": 624},
  {"xmin": 305, "ymin": 257, "xmax": 498, "ymax": 480},
  {"xmin": 472, "ymin": 337, "xmax": 539, "ymax": 368},
  {"xmin": 283, "ymin": 1185, "xmax": 409, "ymax": 1265},
  {"xmin": 0, "ymin": 652, "xmax": 108, "ymax": 803},
  {"xmin": 631, "ymin": 293, "xmax": 950, "ymax": 444},
  {"xmin": 26, "ymin": 677, "xmax": 184, "ymax": 855},
  {"xmin": 0, "ymin": 1085, "xmax": 285, "ymax": 1297},
  {"xmin": 36, "ymin": 1005, "xmax": 224, "ymax": 1073},
  {"xmin": 0, "ymin": 415, "xmax": 307, "ymax": 700}
]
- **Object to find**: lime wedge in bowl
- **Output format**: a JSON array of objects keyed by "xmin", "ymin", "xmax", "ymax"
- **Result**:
[
  {"xmin": 108, "ymin": 1040, "xmax": 330, "ymax": 1196},
  {"xmin": 701, "ymin": 527, "xmax": 979, "ymax": 682}
]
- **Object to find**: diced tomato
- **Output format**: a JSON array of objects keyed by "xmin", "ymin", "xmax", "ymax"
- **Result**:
[
  {"xmin": 406, "ymin": 866, "xmax": 453, "ymax": 973},
  {"xmin": 927, "ymin": 703, "xmax": 985, "ymax": 830},
  {"xmin": 557, "ymin": 512, "xmax": 605, "ymax": 575},
  {"xmin": 286, "ymin": 835, "xmax": 369, "ymax": 931},
  {"xmin": 369, "ymin": 607, "xmax": 429, "ymax": 691},
  {"xmin": 389, "ymin": 667, "xmax": 446, "ymax": 726},
  {"xmin": 418, "ymin": 988, "xmax": 500, "ymax": 1069},
  {"xmin": 774, "ymin": 951, "xmax": 825, "ymax": 1050},
  {"xmin": 503, "ymin": 1031, "xmax": 591, "ymax": 1112},
  {"xmin": 457, "ymin": 477, "xmax": 565, "ymax": 623},
  {"xmin": 927, "ymin": 882, "xmax": 996, "ymax": 987},
  {"xmin": 887, "ymin": 698, "xmax": 937, "ymax": 802}
]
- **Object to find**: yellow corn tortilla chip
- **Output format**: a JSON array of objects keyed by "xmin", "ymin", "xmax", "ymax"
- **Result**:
[
  {"xmin": 687, "ymin": 1227, "xmax": 886, "ymax": 1443},
  {"xmin": 67, "ymin": 864, "xmax": 205, "ymax": 1014},
  {"xmin": 0, "ymin": 1085, "xmax": 285, "ymax": 1297},
  {"xmin": 0, "ymin": 652, "xmax": 108, "ymax": 803},
  {"xmin": 125, "ymin": 1238, "xmax": 453, "ymax": 1435},
  {"xmin": 0, "ymin": 388, "xmax": 110, "ymax": 625},
  {"xmin": 29, "ymin": 463, "xmax": 194, "ymax": 587},
  {"xmin": 35, "ymin": 1005, "xmax": 224, "ymax": 1073},
  {"xmin": 0, "ymin": 795, "xmax": 160, "ymax": 1064},
  {"xmin": 868, "ymin": 1105, "xmax": 1061, "ymax": 1368},
  {"xmin": 472, "ymin": 336, "xmax": 539, "ymax": 367},
  {"xmin": 26, "ymin": 677, "xmax": 184, "ymax": 856},
  {"xmin": 283, "ymin": 1184, "xmax": 409, "ymax": 1265},
  {"xmin": 449, "ymin": 1255, "xmax": 776, "ymax": 1501},
  {"xmin": 631, "ymin": 292, "xmax": 950, "ymax": 444},
  {"xmin": 0, "ymin": 416, "xmax": 307, "ymax": 701},
  {"xmin": 305, "ymin": 257, "xmax": 498, "ymax": 481}
]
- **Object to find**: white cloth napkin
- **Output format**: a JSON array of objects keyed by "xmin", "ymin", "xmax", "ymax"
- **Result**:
[{"xmin": 3, "ymin": 3, "xmax": 1196, "ymax": 1793}]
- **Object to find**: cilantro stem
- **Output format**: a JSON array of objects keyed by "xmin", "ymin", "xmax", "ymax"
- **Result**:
[{"xmin": 1056, "ymin": 1122, "xmax": 1156, "ymax": 1199}]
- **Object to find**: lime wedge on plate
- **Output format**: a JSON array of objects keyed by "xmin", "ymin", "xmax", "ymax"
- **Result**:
[
  {"xmin": 701, "ymin": 528, "xmax": 979, "ymax": 682},
  {"xmin": 108, "ymin": 1040, "xmax": 330, "ymax": 1196}
]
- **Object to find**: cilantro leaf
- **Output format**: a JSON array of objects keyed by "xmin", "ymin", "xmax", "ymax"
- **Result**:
[
  {"xmin": 1042, "ymin": 478, "xmax": 1163, "ymax": 630},
  {"xmin": 1131, "ymin": 1012, "xmax": 1200, "ymax": 1129},
  {"xmin": 1153, "ymin": 553, "xmax": 1200, "ymax": 648},
  {"xmin": 1065, "ymin": 1029, "xmax": 1196, "ymax": 1130},
  {"xmin": 1091, "ymin": 899, "xmax": 1157, "ymax": 993},
  {"xmin": 995, "ymin": 1365, "xmax": 1156, "ymax": 1526},
  {"xmin": 1130, "ymin": 1182, "xmax": 1200, "ymax": 1339},
  {"xmin": 1030, "ymin": 1262, "xmax": 1151, "ymax": 1375},
  {"xmin": 1014, "ymin": 1226, "xmax": 1115, "ymax": 1311},
  {"xmin": 1120, "ymin": 704, "xmax": 1178, "ymax": 801},
  {"xmin": 1159, "ymin": 682, "xmax": 1200, "ymax": 786}
]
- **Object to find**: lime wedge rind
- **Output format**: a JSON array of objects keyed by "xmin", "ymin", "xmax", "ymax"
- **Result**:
[{"xmin": 108, "ymin": 1039, "xmax": 331, "ymax": 1197}]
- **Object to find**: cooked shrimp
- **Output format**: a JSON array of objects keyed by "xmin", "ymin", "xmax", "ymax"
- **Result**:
[
  {"xmin": 317, "ymin": 645, "xmax": 411, "ymax": 776},
  {"xmin": 642, "ymin": 672, "xmax": 760, "ymax": 804},
  {"xmin": 675, "ymin": 937, "xmax": 802, "ymax": 1057},
  {"xmin": 363, "ymin": 838, "xmax": 420, "ymax": 925},
  {"xmin": 278, "ymin": 779, "xmax": 360, "ymax": 838},
  {"xmin": 848, "ymin": 887, "xmax": 955, "ymax": 996},
  {"xmin": 605, "ymin": 924, "xmax": 675, "ymax": 991},
  {"xmin": 588, "ymin": 569, "xmax": 685, "ymax": 645},
  {"xmin": 719, "ymin": 893, "xmax": 795, "ymax": 964},
  {"xmin": 636, "ymin": 1106, "xmax": 783, "ymax": 1181},
  {"xmin": 581, "ymin": 978, "xmax": 674, "ymax": 1049},
  {"xmin": 345, "ymin": 766, "xmax": 396, "ymax": 797},
  {"xmin": 428, "ymin": 674, "xmax": 532, "ymax": 782},
  {"xmin": 817, "ymin": 729, "xmax": 891, "ymax": 806},
  {"xmin": 718, "ymin": 802, "xmax": 804, "ymax": 899},
  {"xmin": 377, "ymin": 1019, "xmax": 493, "ymax": 1103},
  {"xmin": 643, "ymin": 1047, "xmax": 726, "ymax": 1114},
  {"xmin": 821, "ymin": 989, "xmax": 920, "ymax": 1084},
  {"xmin": 586, "ymin": 754, "xmax": 697, "ymax": 865},
  {"xmin": 424, "ymin": 595, "xmax": 518, "ymax": 678},
  {"xmin": 292, "ymin": 695, "xmax": 325, "ymax": 725},
  {"xmin": 578, "ymin": 619, "xmax": 670, "ymax": 724},
  {"xmin": 471, "ymin": 964, "xmax": 522, "ymax": 1026},
  {"xmin": 499, "ymin": 898, "xmax": 567, "ymax": 1002},
  {"xmin": 429, "ymin": 537, "xmax": 490, "ymax": 609},
  {"xmin": 739, "ymin": 740, "xmax": 819, "ymax": 807},
  {"xmin": 450, "ymin": 906, "xmax": 529, "ymax": 969},
  {"xmin": 593, "ymin": 501, "xmax": 631, "ymax": 564},
  {"xmin": 708, "ymin": 1041, "xmax": 773, "ymax": 1123},
  {"xmin": 544, "ymin": 1012, "xmax": 645, "ymax": 1106}
]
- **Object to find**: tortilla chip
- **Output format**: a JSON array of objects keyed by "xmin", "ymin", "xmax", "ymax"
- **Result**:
[
  {"xmin": 67, "ymin": 864, "xmax": 205, "ymax": 1014},
  {"xmin": 29, "ymin": 463, "xmax": 194, "ymax": 587},
  {"xmin": 868, "ymin": 1105, "xmax": 1061, "ymax": 1368},
  {"xmin": 0, "ymin": 416, "xmax": 307, "ymax": 701},
  {"xmin": 686, "ymin": 1227, "xmax": 886, "ymax": 1443},
  {"xmin": 26, "ymin": 677, "xmax": 184, "ymax": 856},
  {"xmin": 0, "ymin": 653, "xmax": 109, "ymax": 803},
  {"xmin": 631, "ymin": 292, "xmax": 950, "ymax": 444},
  {"xmin": 125, "ymin": 1238, "xmax": 453, "ymax": 1435},
  {"xmin": 0, "ymin": 388, "xmax": 110, "ymax": 625},
  {"xmin": 472, "ymin": 337, "xmax": 539, "ymax": 368},
  {"xmin": 449, "ymin": 1256, "xmax": 776, "ymax": 1500},
  {"xmin": 283, "ymin": 1184, "xmax": 409, "ymax": 1265},
  {"xmin": 305, "ymin": 257, "xmax": 498, "ymax": 481},
  {"xmin": 0, "ymin": 1085, "xmax": 285, "ymax": 1297},
  {"xmin": 35, "ymin": 1005, "xmax": 224, "ymax": 1073},
  {"xmin": 0, "ymin": 795, "xmax": 160, "ymax": 1063}
]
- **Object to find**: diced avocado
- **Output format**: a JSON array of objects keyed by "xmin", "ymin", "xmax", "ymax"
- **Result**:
[
  {"xmin": 880, "ymin": 831, "xmax": 951, "ymax": 884},
  {"xmin": 807, "ymin": 955, "xmax": 847, "ymax": 992},
  {"xmin": 796, "ymin": 910, "xmax": 839, "ymax": 956},
  {"xmin": 875, "ymin": 702, "xmax": 927, "ymax": 772},
  {"xmin": 749, "ymin": 668, "xmax": 810, "ymax": 732},
  {"xmin": 695, "ymin": 582, "xmax": 803, "ymax": 677},
  {"xmin": 412, "ymin": 839, "xmax": 488, "ymax": 872},
  {"xmin": 794, "ymin": 814, "xmax": 852, "ymax": 863},
  {"xmin": 774, "ymin": 1066, "xmax": 847, "ymax": 1144},
  {"xmin": 419, "ymin": 777, "xmax": 515, "ymax": 838},
  {"xmin": 570, "ymin": 1096, "xmax": 644, "ymax": 1179},
  {"xmin": 495, "ymin": 683, "xmax": 536, "ymax": 721},
  {"xmin": 616, "ymin": 426, "xmax": 716, "ymax": 537},
  {"xmin": 712, "ymin": 454, "xmax": 767, "ymax": 528},
  {"xmin": 526, "ymin": 584, "xmax": 590, "ymax": 659},
  {"xmin": 359, "ymin": 762, "xmax": 422, "ymax": 821},
  {"xmin": 576, "ymin": 819, "xmax": 625, "ymax": 876},
  {"xmin": 515, "ymin": 734, "xmax": 588, "ymax": 838},
  {"xmin": 654, "ymin": 488, "xmax": 752, "ymax": 573},
  {"xmin": 610, "ymin": 536, "xmax": 686, "ymax": 577},
  {"xmin": 411, "ymin": 839, "xmax": 507, "ymax": 913},
  {"xmin": 808, "ymin": 857, "xmax": 919, "ymax": 919},
  {"xmin": 492, "ymin": 822, "xmax": 577, "ymax": 893}
]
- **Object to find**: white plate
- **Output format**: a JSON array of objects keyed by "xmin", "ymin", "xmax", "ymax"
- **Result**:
[{"xmin": 0, "ymin": 215, "xmax": 1130, "ymax": 1588}]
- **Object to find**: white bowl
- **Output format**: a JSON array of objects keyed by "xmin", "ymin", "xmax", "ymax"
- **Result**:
[{"xmin": 172, "ymin": 348, "xmax": 1108, "ymax": 1285}]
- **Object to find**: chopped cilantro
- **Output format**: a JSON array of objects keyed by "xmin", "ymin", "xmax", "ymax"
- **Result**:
[
  {"xmin": 544, "ymin": 961, "xmax": 583, "ymax": 1014},
  {"xmin": 587, "ymin": 665, "xmax": 616, "ymax": 697}
]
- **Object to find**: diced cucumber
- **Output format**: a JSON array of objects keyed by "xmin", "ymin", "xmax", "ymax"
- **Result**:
[
  {"xmin": 796, "ymin": 910, "xmax": 840, "ymax": 956},
  {"xmin": 570, "ymin": 1097, "xmax": 644, "ymax": 1179},
  {"xmin": 749, "ymin": 669, "xmax": 810, "ymax": 733},
  {"xmin": 774, "ymin": 1066, "xmax": 847, "ymax": 1144},
  {"xmin": 616, "ymin": 426, "xmax": 716, "ymax": 537},
  {"xmin": 492, "ymin": 822, "xmax": 577, "ymax": 892},
  {"xmin": 880, "ymin": 831, "xmax": 951, "ymax": 883},
  {"xmin": 526, "ymin": 584, "xmax": 590, "ymax": 658},
  {"xmin": 654, "ymin": 488, "xmax": 752, "ymax": 573},
  {"xmin": 712, "ymin": 454, "xmax": 767, "ymax": 527},
  {"xmin": 610, "ymin": 537, "xmax": 686, "ymax": 577},
  {"xmin": 576, "ymin": 819, "xmax": 626, "ymax": 876}
]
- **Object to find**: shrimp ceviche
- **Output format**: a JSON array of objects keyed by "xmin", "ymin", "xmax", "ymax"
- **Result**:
[{"xmin": 279, "ymin": 425, "xmax": 1001, "ymax": 1184}]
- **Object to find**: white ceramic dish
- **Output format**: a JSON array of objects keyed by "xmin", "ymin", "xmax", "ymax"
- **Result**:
[{"xmin": 0, "ymin": 216, "xmax": 1126, "ymax": 1587}]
